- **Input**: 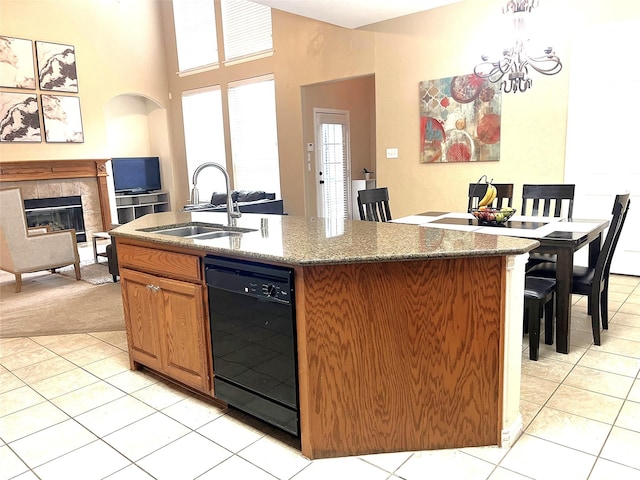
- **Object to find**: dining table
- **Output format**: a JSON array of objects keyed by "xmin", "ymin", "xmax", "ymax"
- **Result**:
[{"xmin": 392, "ymin": 211, "xmax": 610, "ymax": 354}]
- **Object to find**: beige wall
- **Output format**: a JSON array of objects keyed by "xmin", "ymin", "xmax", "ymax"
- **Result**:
[
  {"xmin": 159, "ymin": 5, "xmax": 378, "ymax": 214},
  {"xmin": 270, "ymin": 0, "xmax": 640, "ymax": 216},
  {"xmin": 4, "ymin": 0, "xmax": 640, "ymax": 218},
  {"xmin": 0, "ymin": 0, "xmax": 173, "ymax": 194},
  {"xmin": 271, "ymin": 11, "xmax": 376, "ymax": 215},
  {"xmin": 366, "ymin": 0, "xmax": 640, "ymax": 217},
  {"xmin": 301, "ymin": 75, "xmax": 375, "ymax": 215}
]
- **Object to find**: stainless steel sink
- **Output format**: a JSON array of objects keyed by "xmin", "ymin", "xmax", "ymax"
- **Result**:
[
  {"xmin": 193, "ymin": 231, "xmax": 239, "ymax": 240},
  {"xmin": 140, "ymin": 223, "xmax": 257, "ymax": 239},
  {"xmin": 153, "ymin": 225, "xmax": 222, "ymax": 237}
]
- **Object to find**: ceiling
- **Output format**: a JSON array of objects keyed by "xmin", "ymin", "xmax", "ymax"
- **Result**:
[{"xmin": 250, "ymin": 0, "xmax": 463, "ymax": 29}]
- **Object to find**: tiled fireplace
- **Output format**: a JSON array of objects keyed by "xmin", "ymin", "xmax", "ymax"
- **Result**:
[{"xmin": 0, "ymin": 160, "xmax": 112, "ymax": 243}]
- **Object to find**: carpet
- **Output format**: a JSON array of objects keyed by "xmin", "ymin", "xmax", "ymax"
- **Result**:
[
  {"xmin": 56, "ymin": 261, "xmax": 115, "ymax": 285},
  {"xmin": 0, "ymin": 267, "xmax": 125, "ymax": 338}
]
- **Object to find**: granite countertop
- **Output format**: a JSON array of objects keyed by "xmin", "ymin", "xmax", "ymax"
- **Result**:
[{"xmin": 110, "ymin": 211, "xmax": 540, "ymax": 266}]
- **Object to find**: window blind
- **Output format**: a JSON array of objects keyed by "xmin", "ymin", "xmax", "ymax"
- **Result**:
[
  {"xmin": 227, "ymin": 76, "xmax": 280, "ymax": 196},
  {"xmin": 221, "ymin": 0, "xmax": 272, "ymax": 62},
  {"xmin": 321, "ymin": 123, "xmax": 348, "ymax": 219},
  {"xmin": 182, "ymin": 86, "xmax": 227, "ymax": 202},
  {"xmin": 172, "ymin": 0, "xmax": 218, "ymax": 72}
]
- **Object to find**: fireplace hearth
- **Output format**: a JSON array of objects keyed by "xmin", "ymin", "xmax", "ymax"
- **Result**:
[{"xmin": 24, "ymin": 196, "xmax": 86, "ymax": 242}]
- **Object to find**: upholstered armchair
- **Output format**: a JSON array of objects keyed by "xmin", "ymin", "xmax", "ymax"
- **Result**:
[{"xmin": 0, "ymin": 188, "xmax": 81, "ymax": 292}]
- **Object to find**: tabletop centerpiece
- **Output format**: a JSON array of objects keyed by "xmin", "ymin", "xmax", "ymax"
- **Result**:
[{"xmin": 469, "ymin": 175, "xmax": 515, "ymax": 226}]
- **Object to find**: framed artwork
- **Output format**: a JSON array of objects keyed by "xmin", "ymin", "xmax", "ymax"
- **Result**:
[
  {"xmin": 0, "ymin": 92, "xmax": 41, "ymax": 142},
  {"xmin": 35, "ymin": 41, "xmax": 78, "ymax": 92},
  {"xmin": 41, "ymin": 94, "xmax": 84, "ymax": 143},
  {"xmin": 419, "ymin": 74, "xmax": 501, "ymax": 163},
  {"xmin": 0, "ymin": 36, "xmax": 36, "ymax": 89}
]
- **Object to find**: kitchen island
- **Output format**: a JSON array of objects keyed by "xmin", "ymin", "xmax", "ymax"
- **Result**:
[{"xmin": 110, "ymin": 211, "xmax": 539, "ymax": 459}]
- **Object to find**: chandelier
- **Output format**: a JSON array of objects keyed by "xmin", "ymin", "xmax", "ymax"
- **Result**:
[{"xmin": 474, "ymin": 0, "xmax": 562, "ymax": 93}]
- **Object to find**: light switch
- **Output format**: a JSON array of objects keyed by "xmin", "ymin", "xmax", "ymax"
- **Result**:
[{"xmin": 386, "ymin": 148, "xmax": 398, "ymax": 159}]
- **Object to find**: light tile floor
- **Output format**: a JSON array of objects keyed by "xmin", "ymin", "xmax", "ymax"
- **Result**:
[{"xmin": 1, "ymin": 271, "xmax": 639, "ymax": 479}]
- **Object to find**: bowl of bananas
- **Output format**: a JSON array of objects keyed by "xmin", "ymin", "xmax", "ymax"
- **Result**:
[
  {"xmin": 470, "ymin": 206, "xmax": 516, "ymax": 226},
  {"xmin": 469, "ymin": 176, "xmax": 515, "ymax": 226}
]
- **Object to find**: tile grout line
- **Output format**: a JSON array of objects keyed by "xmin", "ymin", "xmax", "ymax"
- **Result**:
[{"xmin": 1, "ymin": 275, "xmax": 639, "ymax": 479}]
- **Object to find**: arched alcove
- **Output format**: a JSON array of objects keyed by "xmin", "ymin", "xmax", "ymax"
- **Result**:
[{"xmin": 103, "ymin": 94, "xmax": 174, "ymax": 223}]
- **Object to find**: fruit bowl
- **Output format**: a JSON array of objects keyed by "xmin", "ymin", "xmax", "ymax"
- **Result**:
[{"xmin": 470, "ymin": 207, "xmax": 516, "ymax": 226}]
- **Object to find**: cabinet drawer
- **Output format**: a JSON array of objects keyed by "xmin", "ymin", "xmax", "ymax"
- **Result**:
[{"xmin": 117, "ymin": 243, "xmax": 201, "ymax": 283}]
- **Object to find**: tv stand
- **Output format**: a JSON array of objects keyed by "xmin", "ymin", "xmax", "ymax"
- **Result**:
[
  {"xmin": 121, "ymin": 189, "xmax": 159, "ymax": 195},
  {"xmin": 115, "ymin": 191, "xmax": 169, "ymax": 224}
]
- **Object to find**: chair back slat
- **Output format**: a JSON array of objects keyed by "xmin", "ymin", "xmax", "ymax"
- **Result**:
[
  {"xmin": 522, "ymin": 184, "xmax": 575, "ymax": 218},
  {"xmin": 597, "ymin": 193, "xmax": 631, "ymax": 284},
  {"xmin": 357, "ymin": 187, "xmax": 392, "ymax": 222},
  {"xmin": 467, "ymin": 183, "xmax": 513, "ymax": 210}
]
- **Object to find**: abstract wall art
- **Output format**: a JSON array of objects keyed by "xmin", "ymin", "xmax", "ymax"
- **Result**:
[
  {"xmin": 41, "ymin": 94, "xmax": 84, "ymax": 143},
  {"xmin": 0, "ymin": 92, "xmax": 41, "ymax": 142},
  {"xmin": 35, "ymin": 41, "xmax": 78, "ymax": 92},
  {"xmin": 0, "ymin": 36, "xmax": 36, "ymax": 89},
  {"xmin": 419, "ymin": 74, "xmax": 501, "ymax": 163}
]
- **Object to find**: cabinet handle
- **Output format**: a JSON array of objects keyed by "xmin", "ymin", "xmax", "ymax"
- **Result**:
[{"xmin": 146, "ymin": 284, "xmax": 160, "ymax": 292}]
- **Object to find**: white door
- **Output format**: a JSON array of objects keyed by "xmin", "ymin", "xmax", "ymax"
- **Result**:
[
  {"xmin": 314, "ymin": 109, "xmax": 351, "ymax": 220},
  {"xmin": 564, "ymin": 19, "xmax": 640, "ymax": 276}
]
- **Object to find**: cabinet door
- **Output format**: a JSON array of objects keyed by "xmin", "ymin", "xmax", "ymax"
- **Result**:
[
  {"xmin": 157, "ymin": 276, "xmax": 210, "ymax": 392},
  {"xmin": 120, "ymin": 268, "xmax": 163, "ymax": 370}
]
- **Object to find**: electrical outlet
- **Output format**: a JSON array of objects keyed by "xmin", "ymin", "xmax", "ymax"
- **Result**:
[{"xmin": 386, "ymin": 148, "xmax": 398, "ymax": 159}]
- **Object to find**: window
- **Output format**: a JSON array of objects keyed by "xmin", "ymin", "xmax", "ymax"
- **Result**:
[
  {"xmin": 172, "ymin": 0, "xmax": 218, "ymax": 72},
  {"xmin": 174, "ymin": 2, "xmax": 279, "ymax": 201},
  {"xmin": 181, "ymin": 87, "xmax": 227, "ymax": 202},
  {"xmin": 228, "ymin": 76, "xmax": 280, "ymax": 196},
  {"xmin": 315, "ymin": 110, "xmax": 350, "ymax": 221},
  {"xmin": 173, "ymin": 0, "xmax": 272, "ymax": 72},
  {"xmin": 221, "ymin": 0, "xmax": 272, "ymax": 62}
]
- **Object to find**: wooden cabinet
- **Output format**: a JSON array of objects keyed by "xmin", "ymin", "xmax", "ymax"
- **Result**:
[
  {"xmin": 118, "ymin": 242, "xmax": 211, "ymax": 394},
  {"xmin": 120, "ymin": 268, "xmax": 162, "ymax": 371},
  {"xmin": 295, "ymin": 256, "xmax": 506, "ymax": 459}
]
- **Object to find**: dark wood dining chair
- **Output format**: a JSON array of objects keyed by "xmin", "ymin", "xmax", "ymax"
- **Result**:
[
  {"xmin": 527, "ymin": 193, "xmax": 631, "ymax": 345},
  {"xmin": 524, "ymin": 276, "xmax": 556, "ymax": 361},
  {"xmin": 357, "ymin": 187, "xmax": 392, "ymax": 222},
  {"xmin": 522, "ymin": 184, "xmax": 576, "ymax": 269},
  {"xmin": 467, "ymin": 183, "xmax": 514, "ymax": 210},
  {"xmin": 521, "ymin": 184, "xmax": 575, "ymax": 218}
]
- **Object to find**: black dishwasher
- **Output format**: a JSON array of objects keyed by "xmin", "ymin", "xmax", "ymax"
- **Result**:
[{"xmin": 204, "ymin": 256, "xmax": 299, "ymax": 435}]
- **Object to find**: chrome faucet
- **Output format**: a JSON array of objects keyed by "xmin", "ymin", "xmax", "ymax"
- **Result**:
[{"xmin": 190, "ymin": 162, "xmax": 241, "ymax": 225}]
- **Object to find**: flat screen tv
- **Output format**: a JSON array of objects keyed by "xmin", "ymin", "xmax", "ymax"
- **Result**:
[{"xmin": 111, "ymin": 157, "xmax": 162, "ymax": 194}]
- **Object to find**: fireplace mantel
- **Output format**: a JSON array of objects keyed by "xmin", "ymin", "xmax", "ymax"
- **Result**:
[{"xmin": 0, "ymin": 159, "xmax": 112, "ymax": 230}]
